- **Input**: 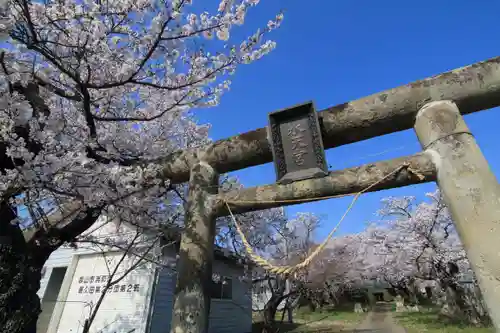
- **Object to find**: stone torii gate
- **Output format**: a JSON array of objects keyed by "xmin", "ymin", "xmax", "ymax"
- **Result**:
[{"xmin": 163, "ymin": 57, "xmax": 500, "ymax": 333}]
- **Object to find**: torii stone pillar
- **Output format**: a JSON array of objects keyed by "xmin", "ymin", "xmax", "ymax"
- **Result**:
[
  {"xmin": 414, "ymin": 100, "xmax": 500, "ymax": 329},
  {"xmin": 170, "ymin": 161, "xmax": 219, "ymax": 333}
]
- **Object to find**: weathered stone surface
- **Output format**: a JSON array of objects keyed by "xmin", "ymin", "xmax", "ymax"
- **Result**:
[
  {"xmin": 216, "ymin": 153, "xmax": 436, "ymax": 216},
  {"xmin": 395, "ymin": 296, "xmax": 406, "ymax": 313},
  {"xmin": 415, "ymin": 100, "xmax": 500, "ymax": 330},
  {"xmin": 160, "ymin": 57, "xmax": 500, "ymax": 184},
  {"xmin": 170, "ymin": 161, "xmax": 219, "ymax": 333},
  {"xmin": 267, "ymin": 101, "xmax": 328, "ymax": 184},
  {"xmin": 354, "ymin": 303, "xmax": 364, "ymax": 313}
]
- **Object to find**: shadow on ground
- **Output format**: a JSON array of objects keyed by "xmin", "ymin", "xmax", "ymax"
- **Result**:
[
  {"xmin": 251, "ymin": 321, "xmax": 377, "ymax": 333},
  {"xmin": 251, "ymin": 322, "xmax": 301, "ymax": 333},
  {"xmin": 252, "ymin": 303, "xmax": 394, "ymax": 333},
  {"xmin": 340, "ymin": 326, "xmax": 388, "ymax": 332},
  {"xmin": 252, "ymin": 327, "xmax": 386, "ymax": 333}
]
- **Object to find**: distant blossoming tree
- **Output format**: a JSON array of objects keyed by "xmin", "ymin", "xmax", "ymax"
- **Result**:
[
  {"xmin": 0, "ymin": 0, "xmax": 283, "ymax": 331},
  {"xmin": 358, "ymin": 190, "xmax": 490, "ymax": 325},
  {"xmin": 248, "ymin": 212, "xmax": 323, "ymax": 327}
]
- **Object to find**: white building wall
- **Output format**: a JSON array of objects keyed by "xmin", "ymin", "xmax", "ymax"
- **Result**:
[
  {"xmin": 38, "ymin": 217, "xmax": 156, "ymax": 333},
  {"xmin": 54, "ymin": 251, "xmax": 154, "ymax": 333},
  {"xmin": 38, "ymin": 220, "xmax": 252, "ymax": 333},
  {"xmin": 38, "ymin": 246, "xmax": 87, "ymax": 300},
  {"xmin": 38, "ymin": 216, "xmax": 135, "ymax": 299}
]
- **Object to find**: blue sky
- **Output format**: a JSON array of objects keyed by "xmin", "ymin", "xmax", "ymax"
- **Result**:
[{"xmin": 194, "ymin": 0, "xmax": 500, "ymax": 239}]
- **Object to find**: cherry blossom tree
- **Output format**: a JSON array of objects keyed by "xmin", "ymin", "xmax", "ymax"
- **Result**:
[
  {"xmin": 359, "ymin": 190, "xmax": 490, "ymax": 325},
  {"xmin": 0, "ymin": 0, "xmax": 283, "ymax": 331},
  {"xmin": 248, "ymin": 212, "xmax": 323, "ymax": 327},
  {"xmin": 306, "ymin": 233, "xmax": 367, "ymax": 308}
]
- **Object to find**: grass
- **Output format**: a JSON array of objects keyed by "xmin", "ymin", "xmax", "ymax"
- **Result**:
[
  {"xmin": 293, "ymin": 307, "xmax": 365, "ymax": 325},
  {"xmin": 252, "ymin": 307, "xmax": 366, "ymax": 333},
  {"xmin": 394, "ymin": 310, "xmax": 495, "ymax": 333}
]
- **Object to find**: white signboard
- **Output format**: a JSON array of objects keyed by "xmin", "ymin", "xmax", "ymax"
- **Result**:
[{"xmin": 55, "ymin": 252, "xmax": 152, "ymax": 333}]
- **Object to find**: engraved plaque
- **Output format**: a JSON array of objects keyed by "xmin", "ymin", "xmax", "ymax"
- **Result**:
[{"xmin": 268, "ymin": 101, "xmax": 328, "ymax": 184}]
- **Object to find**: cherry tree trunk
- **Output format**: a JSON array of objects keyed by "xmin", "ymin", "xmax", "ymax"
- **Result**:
[
  {"xmin": 263, "ymin": 279, "xmax": 294, "ymax": 329},
  {"xmin": 263, "ymin": 299, "xmax": 280, "ymax": 327},
  {"xmin": 0, "ymin": 204, "xmax": 43, "ymax": 333},
  {"xmin": 440, "ymin": 280, "xmax": 486, "ymax": 326},
  {"xmin": 285, "ymin": 306, "xmax": 293, "ymax": 323},
  {"xmin": 279, "ymin": 296, "xmax": 296, "ymax": 324}
]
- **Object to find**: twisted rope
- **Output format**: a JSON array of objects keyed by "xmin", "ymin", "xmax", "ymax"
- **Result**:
[{"xmin": 225, "ymin": 163, "xmax": 422, "ymax": 276}]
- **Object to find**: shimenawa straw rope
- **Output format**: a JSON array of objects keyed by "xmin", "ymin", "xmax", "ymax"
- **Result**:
[{"xmin": 224, "ymin": 163, "xmax": 424, "ymax": 276}]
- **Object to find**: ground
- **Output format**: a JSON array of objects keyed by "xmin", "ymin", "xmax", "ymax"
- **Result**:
[
  {"xmin": 252, "ymin": 307, "xmax": 366, "ymax": 333},
  {"xmin": 252, "ymin": 303, "xmax": 496, "ymax": 333},
  {"xmin": 394, "ymin": 310, "xmax": 495, "ymax": 333}
]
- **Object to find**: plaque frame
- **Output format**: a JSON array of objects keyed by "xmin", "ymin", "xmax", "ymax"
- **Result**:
[{"xmin": 267, "ymin": 101, "xmax": 328, "ymax": 184}]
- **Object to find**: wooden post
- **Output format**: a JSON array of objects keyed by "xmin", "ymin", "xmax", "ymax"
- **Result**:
[
  {"xmin": 170, "ymin": 161, "xmax": 219, "ymax": 333},
  {"xmin": 414, "ymin": 100, "xmax": 500, "ymax": 329}
]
